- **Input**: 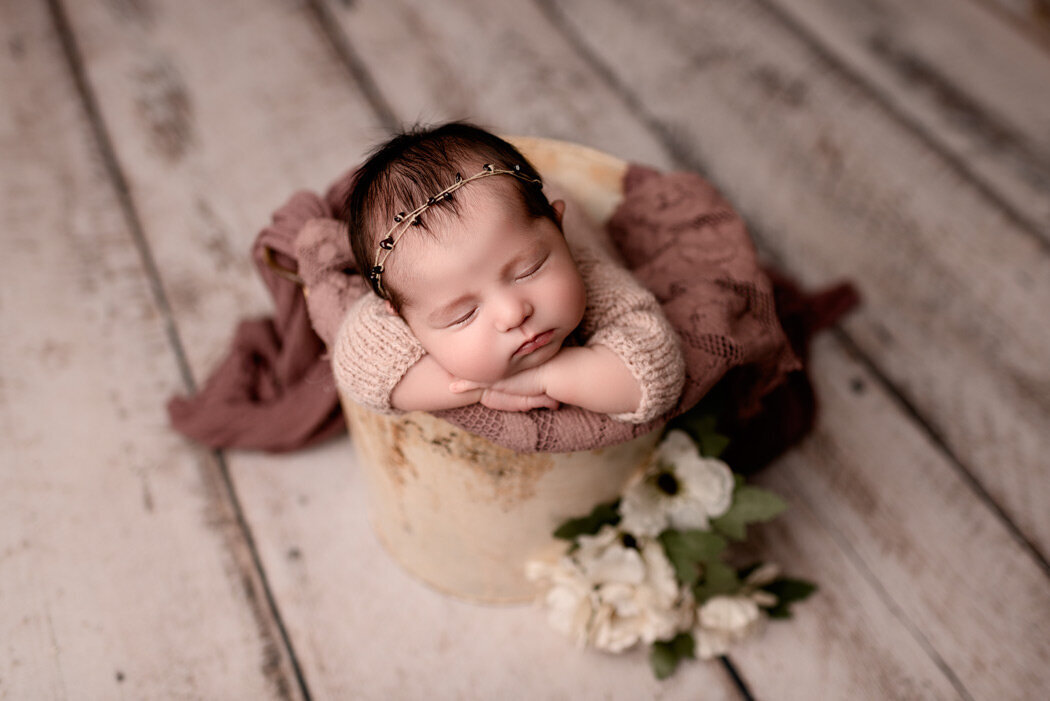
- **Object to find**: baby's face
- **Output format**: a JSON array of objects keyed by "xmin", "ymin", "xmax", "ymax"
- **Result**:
[{"xmin": 391, "ymin": 187, "xmax": 586, "ymax": 383}]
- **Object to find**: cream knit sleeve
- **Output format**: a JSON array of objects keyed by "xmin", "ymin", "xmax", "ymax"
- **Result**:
[
  {"xmin": 575, "ymin": 245, "xmax": 686, "ymax": 424},
  {"xmin": 330, "ymin": 293, "xmax": 426, "ymax": 414}
]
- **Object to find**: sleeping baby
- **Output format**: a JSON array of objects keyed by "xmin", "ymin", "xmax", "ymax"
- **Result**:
[{"xmin": 332, "ymin": 121, "xmax": 685, "ymax": 423}]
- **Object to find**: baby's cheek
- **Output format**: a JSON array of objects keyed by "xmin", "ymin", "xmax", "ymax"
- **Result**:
[
  {"xmin": 554, "ymin": 269, "xmax": 587, "ymax": 325},
  {"xmin": 437, "ymin": 339, "xmax": 508, "ymax": 383}
]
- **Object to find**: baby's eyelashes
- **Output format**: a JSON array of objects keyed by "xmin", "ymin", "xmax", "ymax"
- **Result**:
[
  {"xmin": 449, "ymin": 308, "xmax": 477, "ymax": 327},
  {"xmin": 515, "ymin": 255, "xmax": 548, "ymax": 281}
]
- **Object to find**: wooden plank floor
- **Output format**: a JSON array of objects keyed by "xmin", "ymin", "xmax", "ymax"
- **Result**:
[{"xmin": 2, "ymin": 1, "xmax": 1047, "ymax": 698}]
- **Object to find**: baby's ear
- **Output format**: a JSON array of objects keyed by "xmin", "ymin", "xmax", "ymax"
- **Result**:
[{"xmin": 550, "ymin": 199, "xmax": 566, "ymax": 226}]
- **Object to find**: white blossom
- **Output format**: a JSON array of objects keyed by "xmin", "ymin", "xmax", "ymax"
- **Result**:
[
  {"xmin": 694, "ymin": 594, "xmax": 768, "ymax": 660},
  {"xmin": 620, "ymin": 430, "xmax": 736, "ymax": 537},
  {"xmin": 527, "ymin": 526, "xmax": 693, "ymax": 653},
  {"xmin": 526, "ymin": 558, "xmax": 594, "ymax": 648}
]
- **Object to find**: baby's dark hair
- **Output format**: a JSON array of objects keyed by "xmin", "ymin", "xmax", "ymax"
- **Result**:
[{"xmin": 343, "ymin": 121, "xmax": 557, "ymax": 310}]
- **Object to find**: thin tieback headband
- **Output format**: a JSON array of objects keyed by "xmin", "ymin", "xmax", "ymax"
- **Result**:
[{"xmin": 369, "ymin": 163, "xmax": 542, "ymax": 298}]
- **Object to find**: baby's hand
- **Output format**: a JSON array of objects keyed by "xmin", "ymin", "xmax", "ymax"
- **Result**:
[
  {"xmin": 450, "ymin": 365, "xmax": 558, "ymax": 412},
  {"xmin": 450, "ymin": 363, "xmax": 550, "ymax": 398},
  {"xmin": 476, "ymin": 389, "xmax": 559, "ymax": 412},
  {"xmin": 452, "ymin": 345, "xmax": 643, "ymax": 416}
]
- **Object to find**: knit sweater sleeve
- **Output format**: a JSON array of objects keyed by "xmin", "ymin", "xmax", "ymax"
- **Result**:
[
  {"xmin": 330, "ymin": 293, "xmax": 425, "ymax": 414},
  {"xmin": 575, "ymin": 244, "xmax": 686, "ymax": 423}
]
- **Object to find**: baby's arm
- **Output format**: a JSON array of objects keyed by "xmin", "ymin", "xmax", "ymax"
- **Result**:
[
  {"xmin": 453, "ymin": 344, "xmax": 641, "ymax": 415},
  {"xmin": 331, "ymin": 294, "xmax": 426, "ymax": 414},
  {"xmin": 392, "ymin": 354, "xmax": 557, "ymax": 413},
  {"xmin": 331, "ymin": 293, "xmax": 556, "ymax": 414},
  {"xmin": 540, "ymin": 346, "xmax": 642, "ymax": 414},
  {"xmin": 580, "ymin": 251, "xmax": 686, "ymax": 422}
]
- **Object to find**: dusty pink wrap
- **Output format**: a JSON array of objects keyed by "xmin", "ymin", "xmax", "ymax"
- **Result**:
[{"xmin": 168, "ymin": 164, "xmax": 857, "ymax": 457}]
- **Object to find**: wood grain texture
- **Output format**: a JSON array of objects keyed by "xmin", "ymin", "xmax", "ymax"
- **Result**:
[
  {"xmin": 317, "ymin": 0, "xmax": 1043, "ymax": 695},
  {"xmin": 54, "ymin": 0, "xmax": 742, "ymax": 696},
  {"xmin": 551, "ymin": 0, "xmax": 1050, "ymax": 562},
  {"xmin": 729, "ymin": 476, "xmax": 961, "ymax": 700},
  {"xmin": 764, "ymin": 0, "xmax": 1050, "ymax": 241},
  {"xmin": 749, "ymin": 338, "xmax": 1050, "ymax": 699},
  {"xmin": 0, "ymin": 3, "xmax": 299, "ymax": 698},
  {"xmin": 313, "ymin": 0, "xmax": 678, "ymax": 171},
  {"xmin": 972, "ymin": 0, "xmax": 1050, "ymax": 52},
  {"xmin": 59, "ymin": 0, "xmax": 383, "ymax": 375},
  {"xmin": 18, "ymin": 0, "xmax": 1046, "ymax": 696}
]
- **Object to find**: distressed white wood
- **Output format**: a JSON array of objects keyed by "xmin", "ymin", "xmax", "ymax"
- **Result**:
[
  {"xmin": 319, "ymin": 0, "xmax": 1039, "ymax": 695},
  {"xmin": 55, "ymin": 0, "xmax": 742, "ymax": 696},
  {"xmin": 554, "ymin": 0, "xmax": 1050, "ymax": 562},
  {"xmin": 62, "ymin": 0, "xmax": 381, "ymax": 376},
  {"xmin": 767, "ymin": 0, "xmax": 1050, "ymax": 238},
  {"xmin": 729, "ymin": 475, "xmax": 961, "ymax": 700},
  {"xmin": 744, "ymin": 337, "xmax": 1050, "ymax": 699},
  {"xmin": 0, "ymin": 3, "xmax": 299, "ymax": 699},
  {"xmin": 972, "ymin": 0, "xmax": 1050, "ymax": 52},
  {"xmin": 324, "ymin": 0, "xmax": 1050, "ymax": 695},
  {"xmin": 314, "ymin": 0, "xmax": 677, "ymax": 172},
  {"xmin": 34, "ymin": 0, "xmax": 1050, "ymax": 697}
]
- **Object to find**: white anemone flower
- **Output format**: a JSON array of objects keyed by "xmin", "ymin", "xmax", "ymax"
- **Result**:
[
  {"xmin": 620, "ymin": 430, "xmax": 736, "ymax": 537},
  {"xmin": 526, "ymin": 525, "xmax": 692, "ymax": 653},
  {"xmin": 691, "ymin": 563, "xmax": 782, "ymax": 659},
  {"xmin": 525, "ymin": 558, "xmax": 594, "ymax": 648}
]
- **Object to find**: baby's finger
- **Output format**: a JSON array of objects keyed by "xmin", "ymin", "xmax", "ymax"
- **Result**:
[
  {"xmin": 531, "ymin": 395, "xmax": 560, "ymax": 411},
  {"xmin": 449, "ymin": 380, "xmax": 484, "ymax": 393},
  {"xmin": 479, "ymin": 390, "xmax": 558, "ymax": 412}
]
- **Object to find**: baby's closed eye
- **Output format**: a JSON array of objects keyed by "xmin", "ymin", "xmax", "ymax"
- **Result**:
[
  {"xmin": 449, "ymin": 307, "xmax": 478, "ymax": 327},
  {"xmin": 516, "ymin": 254, "xmax": 548, "ymax": 280}
]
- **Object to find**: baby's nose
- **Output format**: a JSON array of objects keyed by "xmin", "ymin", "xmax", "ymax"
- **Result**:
[{"xmin": 496, "ymin": 297, "xmax": 533, "ymax": 332}]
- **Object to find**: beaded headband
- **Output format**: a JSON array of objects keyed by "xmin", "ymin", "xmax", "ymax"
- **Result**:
[{"xmin": 369, "ymin": 163, "xmax": 543, "ymax": 299}]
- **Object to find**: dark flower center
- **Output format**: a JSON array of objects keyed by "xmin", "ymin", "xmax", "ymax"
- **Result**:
[
  {"xmin": 621, "ymin": 533, "xmax": 638, "ymax": 549},
  {"xmin": 656, "ymin": 471, "xmax": 680, "ymax": 495}
]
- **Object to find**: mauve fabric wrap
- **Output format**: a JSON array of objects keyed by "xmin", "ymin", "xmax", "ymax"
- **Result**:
[{"xmin": 167, "ymin": 164, "xmax": 858, "ymax": 458}]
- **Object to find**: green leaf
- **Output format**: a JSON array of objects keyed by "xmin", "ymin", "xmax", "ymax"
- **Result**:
[
  {"xmin": 553, "ymin": 500, "xmax": 620, "ymax": 541},
  {"xmin": 710, "ymin": 486, "xmax": 788, "ymax": 541},
  {"xmin": 667, "ymin": 412, "xmax": 731, "ymax": 458},
  {"xmin": 693, "ymin": 561, "xmax": 741, "ymax": 603},
  {"xmin": 649, "ymin": 633, "xmax": 696, "ymax": 680},
  {"xmin": 688, "ymin": 413, "xmax": 718, "ymax": 433},
  {"xmin": 658, "ymin": 530, "xmax": 727, "ymax": 586},
  {"xmin": 761, "ymin": 577, "xmax": 818, "ymax": 619},
  {"xmin": 698, "ymin": 431, "xmax": 730, "ymax": 458},
  {"xmin": 669, "ymin": 410, "xmax": 715, "ymax": 439}
]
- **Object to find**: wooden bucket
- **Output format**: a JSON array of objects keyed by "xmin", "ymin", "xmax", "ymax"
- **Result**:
[{"xmin": 344, "ymin": 137, "xmax": 663, "ymax": 603}]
